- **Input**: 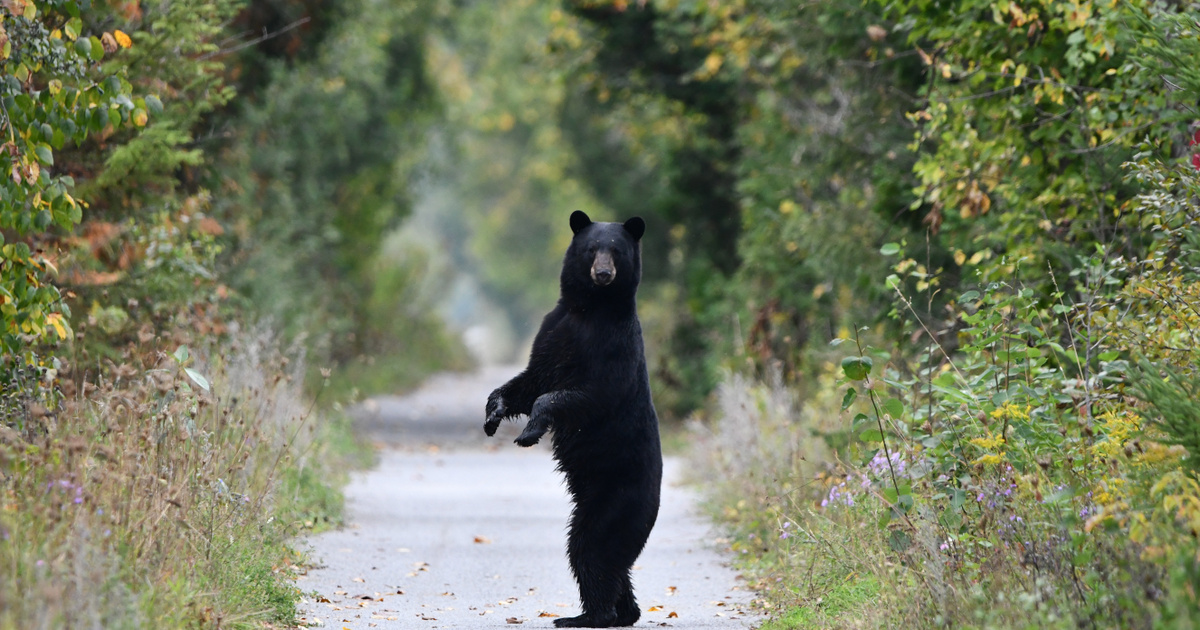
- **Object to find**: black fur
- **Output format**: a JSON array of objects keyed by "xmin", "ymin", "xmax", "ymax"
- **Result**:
[{"xmin": 485, "ymin": 210, "xmax": 662, "ymax": 628}]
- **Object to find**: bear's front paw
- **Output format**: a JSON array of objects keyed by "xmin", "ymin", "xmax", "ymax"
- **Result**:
[
  {"xmin": 514, "ymin": 426, "xmax": 544, "ymax": 447},
  {"xmin": 484, "ymin": 390, "xmax": 508, "ymax": 437}
]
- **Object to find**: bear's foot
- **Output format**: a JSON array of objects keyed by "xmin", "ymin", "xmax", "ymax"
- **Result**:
[{"xmin": 553, "ymin": 612, "xmax": 626, "ymax": 628}]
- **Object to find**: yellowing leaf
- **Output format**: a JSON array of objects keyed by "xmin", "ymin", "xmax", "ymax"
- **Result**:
[
  {"xmin": 114, "ymin": 30, "xmax": 132, "ymax": 48},
  {"xmin": 46, "ymin": 313, "xmax": 69, "ymax": 340},
  {"xmin": 132, "ymin": 108, "xmax": 148, "ymax": 127}
]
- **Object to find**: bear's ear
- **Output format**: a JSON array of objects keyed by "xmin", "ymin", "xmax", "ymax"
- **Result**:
[
  {"xmin": 623, "ymin": 217, "xmax": 645, "ymax": 241},
  {"xmin": 570, "ymin": 210, "xmax": 592, "ymax": 235}
]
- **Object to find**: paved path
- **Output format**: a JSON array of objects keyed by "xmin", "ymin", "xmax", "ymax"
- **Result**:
[{"xmin": 296, "ymin": 367, "xmax": 760, "ymax": 629}]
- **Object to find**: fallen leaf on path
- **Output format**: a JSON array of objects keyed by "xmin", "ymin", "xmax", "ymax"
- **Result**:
[
  {"xmin": 538, "ymin": 612, "xmax": 560, "ymax": 618},
  {"xmin": 441, "ymin": 591, "xmax": 455, "ymax": 596},
  {"xmin": 668, "ymin": 612, "xmax": 679, "ymax": 618},
  {"xmin": 648, "ymin": 606, "xmax": 662, "ymax": 611},
  {"xmin": 667, "ymin": 586, "xmax": 677, "ymax": 595},
  {"xmin": 352, "ymin": 577, "xmax": 365, "ymax": 583},
  {"xmin": 316, "ymin": 596, "xmax": 331, "ymax": 603},
  {"xmin": 474, "ymin": 536, "xmax": 492, "ymax": 544},
  {"xmin": 506, "ymin": 617, "xmax": 523, "ymax": 624}
]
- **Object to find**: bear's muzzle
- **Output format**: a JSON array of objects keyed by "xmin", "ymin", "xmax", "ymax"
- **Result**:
[{"xmin": 591, "ymin": 251, "xmax": 616, "ymax": 286}]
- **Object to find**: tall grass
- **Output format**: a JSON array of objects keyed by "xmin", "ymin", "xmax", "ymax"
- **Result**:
[{"xmin": 0, "ymin": 326, "xmax": 364, "ymax": 629}]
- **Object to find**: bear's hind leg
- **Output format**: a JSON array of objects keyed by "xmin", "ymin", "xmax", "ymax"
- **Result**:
[
  {"xmin": 556, "ymin": 514, "xmax": 627, "ymax": 627},
  {"xmin": 613, "ymin": 572, "xmax": 639, "ymax": 626}
]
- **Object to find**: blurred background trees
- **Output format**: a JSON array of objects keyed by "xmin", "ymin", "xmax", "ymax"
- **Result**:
[{"xmin": 6, "ymin": 0, "xmax": 1198, "ymax": 413}]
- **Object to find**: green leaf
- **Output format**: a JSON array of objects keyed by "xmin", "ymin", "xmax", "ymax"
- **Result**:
[
  {"xmin": 841, "ymin": 356, "xmax": 873, "ymax": 380},
  {"xmin": 173, "ymin": 345, "xmax": 190, "ymax": 364},
  {"xmin": 882, "ymin": 398, "xmax": 904, "ymax": 419},
  {"xmin": 860, "ymin": 429, "xmax": 884, "ymax": 443},
  {"xmin": 34, "ymin": 144, "xmax": 53, "ymax": 166},
  {"xmin": 841, "ymin": 387, "xmax": 857, "ymax": 410},
  {"xmin": 950, "ymin": 488, "xmax": 966, "ymax": 510},
  {"xmin": 65, "ymin": 17, "xmax": 83, "ymax": 41},
  {"xmin": 89, "ymin": 37, "xmax": 105, "ymax": 61},
  {"xmin": 145, "ymin": 95, "xmax": 164, "ymax": 114},
  {"xmin": 880, "ymin": 242, "xmax": 901, "ymax": 256},
  {"xmin": 184, "ymin": 367, "xmax": 211, "ymax": 392}
]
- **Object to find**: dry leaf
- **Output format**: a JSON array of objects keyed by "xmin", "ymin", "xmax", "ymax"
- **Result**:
[
  {"xmin": 352, "ymin": 577, "xmax": 365, "ymax": 583},
  {"xmin": 668, "ymin": 612, "xmax": 679, "ymax": 618},
  {"xmin": 506, "ymin": 617, "xmax": 523, "ymax": 624},
  {"xmin": 113, "ymin": 29, "xmax": 131, "ymax": 48},
  {"xmin": 648, "ymin": 606, "xmax": 662, "ymax": 611},
  {"xmin": 474, "ymin": 535, "xmax": 492, "ymax": 544},
  {"xmin": 538, "ymin": 612, "xmax": 560, "ymax": 618}
]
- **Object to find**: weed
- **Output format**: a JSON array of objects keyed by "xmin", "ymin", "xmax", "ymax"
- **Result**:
[{"xmin": 0, "ymin": 325, "xmax": 362, "ymax": 628}]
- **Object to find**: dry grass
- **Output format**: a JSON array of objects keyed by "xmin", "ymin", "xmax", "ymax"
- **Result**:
[{"xmin": 0, "ymin": 325, "xmax": 363, "ymax": 629}]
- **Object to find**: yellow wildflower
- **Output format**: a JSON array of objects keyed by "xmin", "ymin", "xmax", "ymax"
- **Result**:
[
  {"xmin": 970, "ymin": 429, "xmax": 1005, "ymax": 451},
  {"xmin": 974, "ymin": 452, "xmax": 1006, "ymax": 466},
  {"xmin": 989, "ymin": 403, "xmax": 1031, "ymax": 422}
]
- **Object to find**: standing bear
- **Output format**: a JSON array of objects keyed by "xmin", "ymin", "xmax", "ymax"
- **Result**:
[{"xmin": 484, "ymin": 210, "xmax": 663, "ymax": 628}]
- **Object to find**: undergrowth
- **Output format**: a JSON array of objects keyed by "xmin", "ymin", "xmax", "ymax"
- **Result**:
[
  {"xmin": 0, "ymin": 326, "xmax": 369, "ymax": 629},
  {"xmin": 694, "ymin": 152, "xmax": 1200, "ymax": 628}
]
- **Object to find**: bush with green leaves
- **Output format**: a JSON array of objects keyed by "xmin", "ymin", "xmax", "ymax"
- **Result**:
[{"xmin": 0, "ymin": 0, "xmax": 146, "ymax": 356}]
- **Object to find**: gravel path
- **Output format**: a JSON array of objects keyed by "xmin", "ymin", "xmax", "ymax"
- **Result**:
[{"xmin": 295, "ymin": 367, "xmax": 761, "ymax": 629}]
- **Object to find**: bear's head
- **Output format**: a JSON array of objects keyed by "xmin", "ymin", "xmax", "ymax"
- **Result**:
[{"xmin": 560, "ymin": 210, "xmax": 645, "ymax": 310}]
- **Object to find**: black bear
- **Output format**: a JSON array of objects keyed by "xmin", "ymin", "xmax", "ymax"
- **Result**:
[{"xmin": 484, "ymin": 210, "xmax": 663, "ymax": 628}]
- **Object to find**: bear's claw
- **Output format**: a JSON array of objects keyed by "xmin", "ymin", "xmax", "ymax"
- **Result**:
[
  {"xmin": 484, "ymin": 390, "xmax": 507, "ymax": 436},
  {"xmin": 514, "ymin": 430, "xmax": 543, "ymax": 447}
]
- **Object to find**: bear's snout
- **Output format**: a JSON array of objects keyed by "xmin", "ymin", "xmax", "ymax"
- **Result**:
[{"xmin": 591, "ymin": 251, "xmax": 616, "ymax": 286}]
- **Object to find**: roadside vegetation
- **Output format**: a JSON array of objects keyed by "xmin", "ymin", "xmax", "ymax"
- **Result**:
[{"xmin": 2, "ymin": 0, "xmax": 457, "ymax": 626}]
